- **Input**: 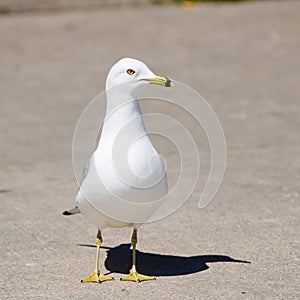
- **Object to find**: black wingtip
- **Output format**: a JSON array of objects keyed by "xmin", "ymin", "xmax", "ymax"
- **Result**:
[{"xmin": 63, "ymin": 210, "xmax": 72, "ymax": 216}]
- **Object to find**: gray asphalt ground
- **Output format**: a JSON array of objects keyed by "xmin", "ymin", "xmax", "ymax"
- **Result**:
[{"xmin": 0, "ymin": 1, "xmax": 299, "ymax": 299}]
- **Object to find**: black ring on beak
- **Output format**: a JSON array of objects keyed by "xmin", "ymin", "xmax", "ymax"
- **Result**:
[{"xmin": 165, "ymin": 78, "xmax": 172, "ymax": 87}]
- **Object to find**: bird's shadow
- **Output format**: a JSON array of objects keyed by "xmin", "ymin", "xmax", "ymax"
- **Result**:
[{"xmin": 79, "ymin": 243, "xmax": 250, "ymax": 277}]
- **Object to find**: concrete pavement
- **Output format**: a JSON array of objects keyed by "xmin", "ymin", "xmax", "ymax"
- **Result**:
[{"xmin": 0, "ymin": 1, "xmax": 299, "ymax": 299}]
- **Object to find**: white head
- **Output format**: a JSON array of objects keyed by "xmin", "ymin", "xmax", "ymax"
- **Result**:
[{"xmin": 105, "ymin": 58, "xmax": 172, "ymax": 93}]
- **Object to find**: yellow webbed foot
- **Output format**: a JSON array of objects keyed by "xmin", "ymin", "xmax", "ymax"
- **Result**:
[
  {"xmin": 81, "ymin": 271, "xmax": 113, "ymax": 283},
  {"xmin": 121, "ymin": 267, "xmax": 155, "ymax": 282}
]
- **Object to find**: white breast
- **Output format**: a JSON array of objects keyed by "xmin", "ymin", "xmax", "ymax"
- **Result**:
[{"xmin": 76, "ymin": 98, "xmax": 168, "ymax": 228}]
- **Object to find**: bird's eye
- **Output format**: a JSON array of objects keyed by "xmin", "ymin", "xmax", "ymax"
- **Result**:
[{"xmin": 126, "ymin": 69, "xmax": 136, "ymax": 75}]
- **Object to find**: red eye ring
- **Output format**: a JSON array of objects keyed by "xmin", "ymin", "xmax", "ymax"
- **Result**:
[{"xmin": 126, "ymin": 69, "xmax": 136, "ymax": 75}]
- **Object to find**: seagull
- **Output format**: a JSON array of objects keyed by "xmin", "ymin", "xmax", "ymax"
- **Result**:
[{"xmin": 63, "ymin": 58, "xmax": 173, "ymax": 283}]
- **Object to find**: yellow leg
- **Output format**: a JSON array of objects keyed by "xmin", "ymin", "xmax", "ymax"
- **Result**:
[
  {"xmin": 81, "ymin": 230, "xmax": 113, "ymax": 283},
  {"xmin": 121, "ymin": 229, "xmax": 155, "ymax": 282}
]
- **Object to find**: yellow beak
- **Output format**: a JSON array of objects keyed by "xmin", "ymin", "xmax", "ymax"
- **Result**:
[{"xmin": 145, "ymin": 74, "xmax": 173, "ymax": 87}]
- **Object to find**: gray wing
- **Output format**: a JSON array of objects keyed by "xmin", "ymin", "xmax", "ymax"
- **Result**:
[
  {"xmin": 62, "ymin": 155, "xmax": 93, "ymax": 216},
  {"xmin": 80, "ymin": 155, "xmax": 92, "ymax": 186}
]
